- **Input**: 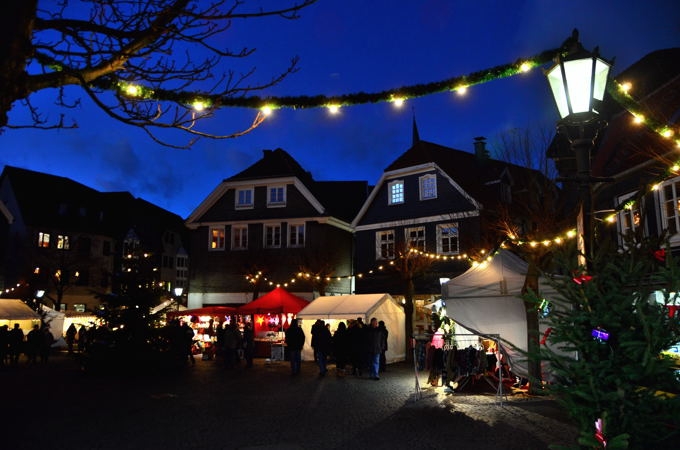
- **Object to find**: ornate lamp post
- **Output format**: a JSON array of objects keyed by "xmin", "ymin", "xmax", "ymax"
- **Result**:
[{"xmin": 545, "ymin": 30, "xmax": 613, "ymax": 267}]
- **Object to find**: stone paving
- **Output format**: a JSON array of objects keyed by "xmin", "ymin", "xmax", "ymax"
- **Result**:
[{"xmin": 1, "ymin": 352, "xmax": 578, "ymax": 449}]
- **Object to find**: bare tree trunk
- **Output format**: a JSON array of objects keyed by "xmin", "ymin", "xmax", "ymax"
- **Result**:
[
  {"xmin": 523, "ymin": 262, "xmax": 542, "ymax": 393},
  {"xmin": 403, "ymin": 279, "xmax": 415, "ymax": 363}
]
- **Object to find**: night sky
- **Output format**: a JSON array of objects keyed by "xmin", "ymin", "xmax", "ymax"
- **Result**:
[{"xmin": 2, "ymin": 0, "xmax": 678, "ymax": 219}]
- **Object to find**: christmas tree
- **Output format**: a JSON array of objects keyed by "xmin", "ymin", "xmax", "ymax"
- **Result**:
[{"xmin": 529, "ymin": 234, "xmax": 680, "ymax": 449}]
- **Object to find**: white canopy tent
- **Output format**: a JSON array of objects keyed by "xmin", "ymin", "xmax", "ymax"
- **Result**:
[
  {"xmin": 0, "ymin": 299, "xmax": 41, "ymax": 332},
  {"xmin": 441, "ymin": 249, "xmax": 571, "ymax": 379},
  {"xmin": 296, "ymin": 293, "xmax": 406, "ymax": 363}
]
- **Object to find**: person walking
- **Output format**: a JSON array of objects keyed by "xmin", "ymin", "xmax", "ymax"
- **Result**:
[
  {"xmin": 366, "ymin": 317, "xmax": 384, "ymax": 380},
  {"xmin": 378, "ymin": 320, "xmax": 389, "ymax": 373},
  {"xmin": 26, "ymin": 324, "xmax": 42, "ymax": 365},
  {"xmin": 284, "ymin": 318, "xmax": 305, "ymax": 375},
  {"xmin": 77, "ymin": 325, "xmax": 87, "ymax": 352},
  {"xmin": 65, "ymin": 323, "xmax": 77, "ymax": 354}
]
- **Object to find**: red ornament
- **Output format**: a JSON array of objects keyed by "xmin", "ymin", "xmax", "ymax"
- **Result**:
[
  {"xmin": 540, "ymin": 327, "xmax": 552, "ymax": 345},
  {"xmin": 572, "ymin": 273, "xmax": 593, "ymax": 285},
  {"xmin": 594, "ymin": 418, "xmax": 607, "ymax": 447},
  {"xmin": 653, "ymin": 249, "xmax": 666, "ymax": 262}
]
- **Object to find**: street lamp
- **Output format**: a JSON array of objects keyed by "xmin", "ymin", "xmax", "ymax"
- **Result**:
[
  {"xmin": 545, "ymin": 30, "xmax": 613, "ymax": 267},
  {"xmin": 174, "ymin": 287, "xmax": 184, "ymax": 310}
]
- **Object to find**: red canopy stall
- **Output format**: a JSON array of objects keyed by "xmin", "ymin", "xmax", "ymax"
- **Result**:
[{"xmin": 237, "ymin": 287, "xmax": 310, "ymax": 359}]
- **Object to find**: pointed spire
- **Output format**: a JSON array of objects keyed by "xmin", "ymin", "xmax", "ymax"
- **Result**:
[{"xmin": 412, "ymin": 107, "xmax": 420, "ymax": 146}]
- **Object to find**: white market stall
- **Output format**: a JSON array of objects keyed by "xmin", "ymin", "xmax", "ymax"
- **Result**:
[
  {"xmin": 296, "ymin": 293, "xmax": 406, "ymax": 363},
  {"xmin": 0, "ymin": 299, "xmax": 41, "ymax": 332},
  {"xmin": 441, "ymin": 249, "xmax": 572, "ymax": 379}
]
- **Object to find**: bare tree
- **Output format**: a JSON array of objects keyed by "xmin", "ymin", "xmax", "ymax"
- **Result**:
[{"xmin": 0, "ymin": 0, "xmax": 317, "ymax": 148}]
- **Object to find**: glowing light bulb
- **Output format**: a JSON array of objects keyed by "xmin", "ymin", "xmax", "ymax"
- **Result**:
[
  {"xmin": 519, "ymin": 62, "xmax": 531, "ymax": 73},
  {"xmin": 392, "ymin": 97, "xmax": 405, "ymax": 108},
  {"xmin": 261, "ymin": 106, "xmax": 273, "ymax": 116},
  {"xmin": 619, "ymin": 81, "xmax": 632, "ymax": 93},
  {"xmin": 455, "ymin": 86, "xmax": 468, "ymax": 96},
  {"xmin": 192, "ymin": 100, "xmax": 208, "ymax": 111},
  {"xmin": 327, "ymin": 104, "xmax": 340, "ymax": 114},
  {"xmin": 632, "ymin": 114, "xmax": 644, "ymax": 124},
  {"xmin": 124, "ymin": 84, "xmax": 141, "ymax": 97}
]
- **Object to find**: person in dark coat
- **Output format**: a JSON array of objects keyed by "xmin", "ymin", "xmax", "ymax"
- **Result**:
[
  {"xmin": 26, "ymin": 324, "xmax": 42, "ymax": 365},
  {"xmin": 65, "ymin": 323, "xmax": 77, "ymax": 354},
  {"xmin": 311, "ymin": 319, "xmax": 332, "ymax": 377},
  {"xmin": 347, "ymin": 319, "xmax": 364, "ymax": 376},
  {"xmin": 378, "ymin": 320, "xmax": 389, "ymax": 373},
  {"xmin": 332, "ymin": 321, "xmax": 350, "ymax": 376},
  {"xmin": 366, "ymin": 317, "xmax": 384, "ymax": 380},
  {"xmin": 9, "ymin": 323, "xmax": 24, "ymax": 365},
  {"xmin": 284, "ymin": 319, "xmax": 305, "ymax": 375}
]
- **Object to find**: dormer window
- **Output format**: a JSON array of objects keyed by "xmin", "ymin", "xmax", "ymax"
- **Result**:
[
  {"xmin": 236, "ymin": 188, "xmax": 254, "ymax": 209},
  {"xmin": 388, "ymin": 180, "xmax": 404, "ymax": 205},
  {"xmin": 268, "ymin": 185, "xmax": 286, "ymax": 207}
]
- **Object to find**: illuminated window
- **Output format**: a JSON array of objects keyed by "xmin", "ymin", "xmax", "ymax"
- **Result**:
[
  {"xmin": 437, "ymin": 223, "xmax": 459, "ymax": 255},
  {"xmin": 236, "ymin": 188, "xmax": 254, "ymax": 209},
  {"xmin": 57, "ymin": 235, "xmax": 70, "ymax": 250},
  {"xmin": 388, "ymin": 180, "xmax": 404, "ymax": 205},
  {"xmin": 617, "ymin": 193, "xmax": 642, "ymax": 244},
  {"xmin": 289, "ymin": 223, "xmax": 305, "ymax": 248},
  {"xmin": 419, "ymin": 174, "xmax": 437, "ymax": 200},
  {"xmin": 210, "ymin": 227, "xmax": 225, "ymax": 250},
  {"xmin": 660, "ymin": 179, "xmax": 680, "ymax": 240},
  {"xmin": 405, "ymin": 227, "xmax": 425, "ymax": 251},
  {"xmin": 264, "ymin": 224, "xmax": 282, "ymax": 248},
  {"xmin": 268, "ymin": 186, "xmax": 286, "ymax": 207},
  {"xmin": 38, "ymin": 232, "xmax": 50, "ymax": 248},
  {"xmin": 232, "ymin": 225, "xmax": 248, "ymax": 250},
  {"xmin": 376, "ymin": 230, "xmax": 395, "ymax": 260}
]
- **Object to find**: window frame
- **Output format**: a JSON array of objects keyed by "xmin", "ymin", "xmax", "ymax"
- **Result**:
[
  {"xmin": 235, "ymin": 187, "xmax": 254, "ymax": 209},
  {"xmin": 375, "ymin": 229, "xmax": 395, "ymax": 260},
  {"xmin": 405, "ymin": 226, "xmax": 425, "ymax": 252},
  {"xmin": 388, "ymin": 180, "xmax": 404, "ymax": 205},
  {"xmin": 57, "ymin": 234, "xmax": 70, "ymax": 250},
  {"xmin": 38, "ymin": 232, "xmax": 50, "ymax": 248},
  {"xmin": 231, "ymin": 224, "xmax": 249, "ymax": 250},
  {"xmin": 264, "ymin": 223, "xmax": 282, "ymax": 248},
  {"xmin": 288, "ymin": 223, "xmax": 305, "ymax": 248},
  {"xmin": 267, "ymin": 185, "xmax": 287, "ymax": 207},
  {"xmin": 419, "ymin": 174, "xmax": 437, "ymax": 200},
  {"xmin": 209, "ymin": 226, "xmax": 226, "ymax": 250},
  {"xmin": 437, "ymin": 223, "xmax": 460, "ymax": 255}
]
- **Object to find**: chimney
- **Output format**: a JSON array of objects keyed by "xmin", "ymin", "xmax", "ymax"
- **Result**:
[{"xmin": 473, "ymin": 136, "xmax": 489, "ymax": 160}]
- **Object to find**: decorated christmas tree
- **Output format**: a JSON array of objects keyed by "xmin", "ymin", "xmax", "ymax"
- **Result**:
[{"xmin": 529, "ymin": 234, "xmax": 680, "ymax": 449}]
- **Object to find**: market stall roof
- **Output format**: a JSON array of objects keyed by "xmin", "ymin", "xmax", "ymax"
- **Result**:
[
  {"xmin": 0, "ymin": 299, "xmax": 41, "ymax": 320},
  {"xmin": 237, "ymin": 287, "xmax": 309, "ymax": 315},
  {"xmin": 166, "ymin": 305, "xmax": 237, "ymax": 320}
]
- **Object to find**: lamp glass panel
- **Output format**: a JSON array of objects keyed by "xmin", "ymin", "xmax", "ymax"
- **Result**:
[
  {"xmin": 592, "ymin": 57, "xmax": 611, "ymax": 101},
  {"xmin": 562, "ymin": 58, "xmax": 596, "ymax": 114},
  {"xmin": 546, "ymin": 64, "xmax": 570, "ymax": 118}
]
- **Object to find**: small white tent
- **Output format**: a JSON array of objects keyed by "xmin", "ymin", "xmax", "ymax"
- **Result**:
[
  {"xmin": 296, "ymin": 293, "xmax": 406, "ymax": 363},
  {"xmin": 0, "ymin": 299, "xmax": 41, "ymax": 332},
  {"xmin": 441, "ymin": 249, "xmax": 569, "ymax": 378}
]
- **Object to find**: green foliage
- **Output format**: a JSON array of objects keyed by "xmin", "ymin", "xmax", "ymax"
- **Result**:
[{"xmin": 533, "ymin": 235, "xmax": 680, "ymax": 449}]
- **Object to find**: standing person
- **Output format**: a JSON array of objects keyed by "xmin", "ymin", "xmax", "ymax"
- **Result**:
[
  {"xmin": 0, "ymin": 324, "xmax": 9, "ymax": 366},
  {"xmin": 284, "ymin": 318, "xmax": 305, "ymax": 375},
  {"xmin": 9, "ymin": 323, "xmax": 24, "ymax": 365},
  {"xmin": 347, "ymin": 320, "xmax": 363, "ymax": 377},
  {"xmin": 65, "ymin": 323, "xmax": 77, "ymax": 354},
  {"xmin": 312, "ymin": 319, "xmax": 332, "ymax": 377},
  {"xmin": 333, "ymin": 321, "xmax": 350, "ymax": 377},
  {"xmin": 77, "ymin": 325, "xmax": 87, "ymax": 352},
  {"xmin": 242, "ymin": 322, "xmax": 255, "ymax": 368},
  {"xmin": 26, "ymin": 324, "xmax": 42, "ymax": 365},
  {"xmin": 40, "ymin": 327, "xmax": 54, "ymax": 364},
  {"xmin": 222, "ymin": 323, "xmax": 240, "ymax": 369},
  {"xmin": 310, "ymin": 319, "xmax": 323, "ymax": 362},
  {"xmin": 180, "ymin": 320, "xmax": 196, "ymax": 366},
  {"xmin": 378, "ymin": 320, "xmax": 389, "ymax": 373},
  {"xmin": 366, "ymin": 317, "xmax": 384, "ymax": 380}
]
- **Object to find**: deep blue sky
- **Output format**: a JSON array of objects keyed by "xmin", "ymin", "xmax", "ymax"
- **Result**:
[{"xmin": 2, "ymin": 0, "xmax": 679, "ymax": 219}]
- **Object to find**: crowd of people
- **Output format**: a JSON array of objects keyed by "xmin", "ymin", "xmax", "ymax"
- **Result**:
[
  {"xmin": 287, "ymin": 316, "xmax": 389, "ymax": 380},
  {"xmin": 0, "ymin": 322, "xmax": 55, "ymax": 366}
]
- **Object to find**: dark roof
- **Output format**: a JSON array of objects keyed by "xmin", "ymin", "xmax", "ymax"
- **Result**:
[
  {"xmin": 0, "ymin": 165, "xmax": 109, "ymax": 233},
  {"xmin": 385, "ymin": 140, "xmax": 546, "ymax": 205},
  {"xmin": 227, "ymin": 148, "xmax": 313, "ymax": 184}
]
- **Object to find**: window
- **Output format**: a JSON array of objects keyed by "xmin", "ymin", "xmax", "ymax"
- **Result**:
[
  {"xmin": 210, "ymin": 227, "xmax": 225, "ymax": 250},
  {"xmin": 268, "ymin": 186, "xmax": 286, "ymax": 207},
  {"xmin": 57, "ymin": 235, "xmax": 70, "ymax": 250},
  {"xmin": 437, "ymin": 223, "xmax": 459, "ymax": 255},
  {"xmin": 388, "ymin": 180, "xmax": 404, "ymax": 205},
  {"xmin": 73, "ymin": 304, "xmax": 86, "ymax": 313},
  {"xmin": 236, "ymin": 188, "xmax": 254, "ymax": 209},
  {"xmin": 376, "ymin": 230, "xmax": 395, "ymax": 260},
  {"xmin": 232, "ymin": 225, "xmax": 248, "ymax": 250},
  {"xmin": 617, "ymin": 193, "xmax": 641, "ymax": 241},
  {"xmin": 660, "ymin": 179, "xmax": 680, "ymax": 239},
  {"xmin": 419, "ymin": 174, "xmax": 437, "ymax": 200},
  {"xmin": 289, "ymin": 223, "xmax": 305, "ymax": 248},
  {"xmin": 264, "ymin": 224, "xmax": 282, "ymax": 248},
  {"xmin": 38, "ymin": 232, "xmax": 50, "ymax": 248},
  {"xmin": 405, "ymin": 227, "xmax": 425, "ymax": 252}
]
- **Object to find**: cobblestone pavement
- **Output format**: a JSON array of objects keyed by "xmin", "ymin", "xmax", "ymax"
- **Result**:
[{"xmin": 2, "ymin": 352, "xmax": 578, "ymax": 449}]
